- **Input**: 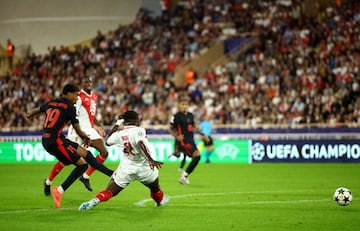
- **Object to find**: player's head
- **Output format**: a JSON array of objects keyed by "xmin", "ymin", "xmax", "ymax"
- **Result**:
[
  {"xmin": 82, "ymin": 75, "xmax": 94, "ymax": 93},
  {"xmin": 62, "ymin": 84, "xmax": 80, "ymax": 104},
  {"xmin": 122, "ymin": 110, "xmax": 140, "ymax": 126},
  {"xmin": 177, "ymin": 94, "xmax": 190, "ymax": 114}
]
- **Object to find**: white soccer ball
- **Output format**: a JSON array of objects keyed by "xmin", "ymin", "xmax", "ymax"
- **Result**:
[{"xmin": 333, "ymin": 187, "xmax": 352, "ymax": 206}]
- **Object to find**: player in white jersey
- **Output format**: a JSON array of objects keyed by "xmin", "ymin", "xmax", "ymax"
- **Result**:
[
  {"xmin": 79, "ymin": 110, "xmax": 170, "ymax": 210},
  {"xmin": 43, "ymin": 76, "xmax": 109, "ymax": 196}
]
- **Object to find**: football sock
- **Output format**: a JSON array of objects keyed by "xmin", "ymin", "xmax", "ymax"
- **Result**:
[
  {"xmin": 85, "ymin": 154, "xmax": 106, "ymax": 177},
  {"xmin": 57, "ymin": 186, "xmax": 64, "ymax": 194},
  {"xmin": 205, "ymin": 151, "xmax": 213, "ymax": 162},
  {"xmin": 61, "ymin": 164, "xmax": 88, "ymax": 191},
  {"xmin": 185, "ymin": 155, "xmax": 200, "ymax": 175},
  {"xmin": 96, "ymin": 189, "xmax": 113, "ymax": 202},
  {"xmin": 45, "ymin": 179, "xmax": 52, "ymax": 185},
  {"xmin": 151, "ymin": 190, "xmax": 164, "ymax": 204},
  {"xmin": 180, "ymin": 155, "xmax": 186, "ymax": 169},
  {"xmin": 82, "ymin": 173, "xmax": 90, "ymax": 179},
  {"xmin": 84, "ymin": 151, "xmax": 113, "ymax": 177},
  {"xmin": 48, "ymin": 162, "xmax": 65, "ymax": 181}
]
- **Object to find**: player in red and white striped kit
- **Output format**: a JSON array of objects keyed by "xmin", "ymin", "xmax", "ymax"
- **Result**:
[{"xmin": 43, "ymin": 75, "xmax": 110, "ymax": 195}]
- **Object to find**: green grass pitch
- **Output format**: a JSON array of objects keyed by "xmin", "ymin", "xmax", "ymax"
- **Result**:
[{"xmin": 0, "ymin": 163, "xmax": 359, "ymax": 231}]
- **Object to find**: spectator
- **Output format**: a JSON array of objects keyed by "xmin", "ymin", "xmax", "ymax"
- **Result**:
[{"xmin": 5, "ymin": 39, "xmax": 15, "ymax": 70}]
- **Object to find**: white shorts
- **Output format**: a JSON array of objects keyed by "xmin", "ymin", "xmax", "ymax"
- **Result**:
[
  {"xmin": 113, "ymin": 163, "xmax": 159, "ymax": 188},
  {"xmin": 67, "ymin": 125, "xmax": 102, "ymax": 145}
]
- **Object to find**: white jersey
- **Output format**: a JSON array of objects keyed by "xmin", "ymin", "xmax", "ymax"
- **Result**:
[
  {"xmin": 75, "ymin": 89, "xmax": 97, "ymax": 129},
  {"xmin": 67, "ymin": 90, "xmax": 101, "ymax": 143},
  {"xmin": 107, "ymin": 125, "xmax": 158, "ymax": 188},
  {"xmin": 107, "ymin": 125, "xmax": 150, "ymax": 166}
]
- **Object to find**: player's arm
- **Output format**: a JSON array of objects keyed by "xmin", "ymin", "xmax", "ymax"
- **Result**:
[
  {"xmin": 194, "ymin": 124, "xmax": 210, "ymax": 143},
  {"xmin": 168, "ymin": 125, "xmax": 177, "ymax": 138},
  {"xmin": 25, "ymin": 108, "xmax": 42, "ymax": 120},
  {"xmin": 94, "ymin": 117, "xmax": 106, "ymax": 137},
  {"xmin": 105, "ymin": 118, "xmax": 123, "ymax": 146},
  {"xmin": 73, "ymin": 123, "xmax": 91, "ymax": 147},
  {"xmin": 138, "ymin": 140, "xmax": 163, "ymax": 170},
  {"xmin": 168, "ymin": 116, "xmax": 183, "ymax": 141},
  {"xmin": 168, "ymin": 126, "xmax": 183, "ymax": 141}
]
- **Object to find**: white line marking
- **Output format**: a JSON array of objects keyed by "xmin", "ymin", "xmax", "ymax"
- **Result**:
[
  {"xmin": 0, "ymin": 207, "xmax": 73, "ymax": 214},
  {"xmin": 134, "ymin": 189, "xmax": 333, "ymax": 207},
  {"xmin": 0, "ymin": 189, "xmax": 355, "ymax": 214}
]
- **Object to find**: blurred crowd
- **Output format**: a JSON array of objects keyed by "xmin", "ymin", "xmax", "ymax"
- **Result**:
[{"xmin": 0, "ymin": 0, "xmax": 359, "ymax": 132}]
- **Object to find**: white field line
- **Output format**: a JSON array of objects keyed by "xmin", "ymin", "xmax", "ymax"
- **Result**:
[
  {"xmin": 0, "ymin": 189, "xmax": 355, "ymax": 214},
  {"xmin": 133, "ymin": 189, "xmax": 335, "ymax": 207}
]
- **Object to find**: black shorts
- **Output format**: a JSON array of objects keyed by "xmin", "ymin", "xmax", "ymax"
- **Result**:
[
  {"xmin": 203, "ymin": 136, "xmax": 213, "ymax": 147},
  {"xmin": 175, "ymin": 139, "xmax": 198, "ymax": 157},
  {"xmin": 42, "ymin": 137, "xmax": 81, "ymax": 165}
]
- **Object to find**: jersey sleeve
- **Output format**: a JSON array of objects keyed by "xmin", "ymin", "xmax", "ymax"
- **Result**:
[
  {"xmin": 134, "ymin": 128, "xmax": 151, "ymax": 153},
  {"xmin": 39, "ymin": 103, "xmax": 48, "ymax": 113},
  {"xmin": 107, "ymin": 131, "xmax": 120, "ymax": 146},
  {"xmin": 169, "ymin": 114, "xmax": 176, "ymax": 128},
  {"xmin": 134, "ymin": 127, "xmax": 147, "ymax": 143},
  {"xmin": 68, "ymin": 104, "xmax": 79, "ymax": 125},
  {"xmin": 74, "ymin": 96, "xmax": 82, "ymax": 118}
]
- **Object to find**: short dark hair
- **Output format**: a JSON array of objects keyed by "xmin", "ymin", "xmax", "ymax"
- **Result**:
[
  {"xmin": 62, "ymin": 84, "xmax": 80, "ymax": 95},
  {"xmin": 122, "ymin": 110, "xmax": 139, "ymax": 122},
  {"xmin": 178, "ymin": 94, "xmax": 190, "ymax": 102}
]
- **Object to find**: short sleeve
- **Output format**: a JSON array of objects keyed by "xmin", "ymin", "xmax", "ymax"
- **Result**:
[{"xmin": 107, "ymin": 131, "xmax": 120, "ymax": 146}]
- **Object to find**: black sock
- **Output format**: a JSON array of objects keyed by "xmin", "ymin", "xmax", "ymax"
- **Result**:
[
  {"xmin": 85, "ymin": 151, "xmax": 113, "ymax": 177},
  {"xmin": 185, "ymin": 155, "xmax": 200, "ymax": 175},
  {"xmin": 180, "ymin": 155, "xmax": 186, "ymax": 169},
  {"xmin": 61, "ymin": 164, "xmax": 88, "ymax": 191}
]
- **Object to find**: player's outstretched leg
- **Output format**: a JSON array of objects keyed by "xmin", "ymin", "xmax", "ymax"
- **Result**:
[
  {"xmin": 79, "ymin": 198, "xmax": 100, "ymax": 210},
  {"xmin": 44, "ymin": 179, "xmax": 51, "ymax": 196},
  {"xmin": 79, "ymin": 176, "xmax": 93, "ymax": 191}
]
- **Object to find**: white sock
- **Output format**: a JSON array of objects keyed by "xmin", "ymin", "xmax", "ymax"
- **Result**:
[
  {"xmin": 82, "ymin": 173, "xmax": 90, "ymax": 179},
  {"xmin": 45, "ymin": 179, "xmax": 52, "ymax": 185},
  {"xmin": 57, "ymin": 186, "xmax": 64, "ymax": 194}
]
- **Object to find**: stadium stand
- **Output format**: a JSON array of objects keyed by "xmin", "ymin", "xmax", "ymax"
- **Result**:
[{"xmin": 0, "ymin": 0, "xmax": 359, "ymax": 135}]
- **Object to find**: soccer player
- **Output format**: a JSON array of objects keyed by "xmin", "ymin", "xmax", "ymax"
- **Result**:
[
  {"xmin": 199, "ymin": 114, "xmax": 215, "ymax": 163},
  {"xmin": 78, "ymin": 110, "xmax": 170, "ymax": 210},
  {"xmin": 168, "ymin": 95, "xmax": 209, "ymax": 185},
  {"xmin": 26, "ymin": 84, "xmax": 113, "ymax": 208},
  {"xmin": 43, "ymin": 75, "xmax": 109, "ymax": 195}
]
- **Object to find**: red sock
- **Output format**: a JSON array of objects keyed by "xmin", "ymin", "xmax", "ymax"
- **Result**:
[
  {"xmin": 85, "ymin": 154, "xmax": 106, "ymax": 176},
  {"xmin": 96, "ymin": 189, "xmax": 113, "ymax": 202},
  {"xmin": 151, "ymin": 190, "xmax": 164, "ymax": 204},
  {"xmin": 48, "ymin": 162, "xmax": 65, "ymax": 181}
]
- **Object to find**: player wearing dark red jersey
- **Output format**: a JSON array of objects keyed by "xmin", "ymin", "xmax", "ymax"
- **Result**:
[
  {"xmin": 168, "ymin": 95, "xmax": 209, "ymax": 185},
  {"xmin": 26, "ymin": 84, "xmax": 113, "ymax": 208}
]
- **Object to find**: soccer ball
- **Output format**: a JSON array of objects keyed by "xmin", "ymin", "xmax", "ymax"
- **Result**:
[{"xmin": 333, "ymin": 187, "xmax": 352, "ymax": 206}]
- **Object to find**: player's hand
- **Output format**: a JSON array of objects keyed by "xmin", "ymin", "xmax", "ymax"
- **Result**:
[
  {"xmin": 97, "ymin": 126, "xmax": 106, "ymax": 137},
  {"xmin": 202, "ymin": 135, "xmax": 210, "ymax": 143},
  {"xmin": 25, "ymin": 112, "xmax": 32, "ymax": 121},
  {"xmin": 149, "ymin": 160, "xmax": 164, "ymax": 170},
  {"xmin": 176, "ymin": 135, "xmax": 184, "ymax": 142},
  {"xmin": 81, "ymin": 136, "xmax": 91, "ymax": 148}
]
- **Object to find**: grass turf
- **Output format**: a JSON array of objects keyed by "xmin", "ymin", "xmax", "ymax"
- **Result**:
[{"xmin": 0, "ymin": 163, "xmax": 358, "ymax": 231}]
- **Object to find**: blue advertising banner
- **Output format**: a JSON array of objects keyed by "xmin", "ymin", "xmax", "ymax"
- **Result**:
[{"xmin": 251, "ymin": 140, "xmax": 360, "ymax": 162}]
